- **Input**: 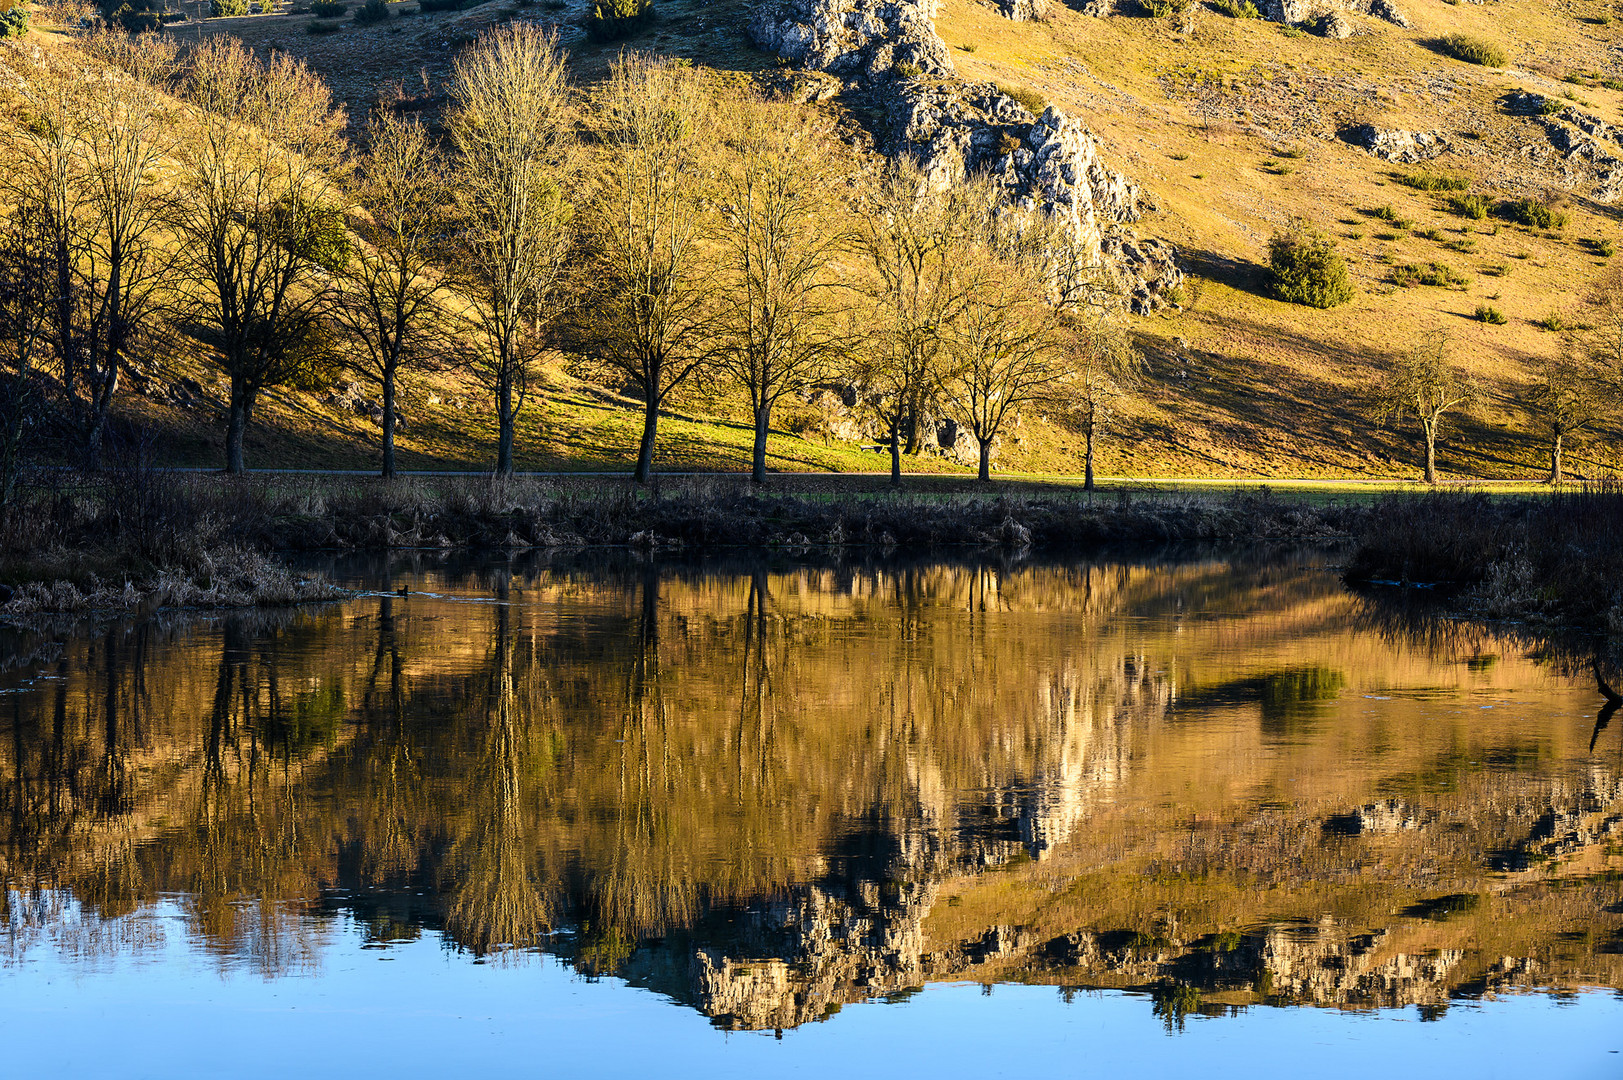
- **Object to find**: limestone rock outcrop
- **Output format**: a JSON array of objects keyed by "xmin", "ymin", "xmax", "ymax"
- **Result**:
[
  {"xmin": 747, "ymin": 0, "xmax": 954, "ymax": 82},
  {"xmin": 1340, "ymin": 123, "xmax": 1447, "ymax": 163},
  {"xmin": 748, "ymin": 0, "xmax": 1182, "ymax": 311},
  {"xmin": 889, "ymin": 82, "xmax": 1184, "ymax": 311},
  {"xmin": 1261, "ymin": 0, "xmax": 1407, "ymax": 27},
  {"xmin": 993, "ymin": 0, "xmax": 1049, "ymax": 20}
]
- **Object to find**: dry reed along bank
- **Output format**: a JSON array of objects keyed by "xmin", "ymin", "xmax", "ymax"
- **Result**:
[
  {"xmin": 1344, "ymin": 486, "xmax": 1623, "ymax": 636},
  {"xmin": 0, "ymin": 471, "xmax": 1370, "ymax": 614}
]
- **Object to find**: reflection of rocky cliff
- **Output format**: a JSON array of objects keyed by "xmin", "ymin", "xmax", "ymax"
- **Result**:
[{"xmin": 3, "ymin": 552, "xmax": 1623, "ymax": 1030}]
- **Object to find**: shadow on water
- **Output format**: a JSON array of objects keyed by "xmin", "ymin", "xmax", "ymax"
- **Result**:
[{"xmin": 2, "ymin": 544, "xmax": 1622, "ymax": 1031}]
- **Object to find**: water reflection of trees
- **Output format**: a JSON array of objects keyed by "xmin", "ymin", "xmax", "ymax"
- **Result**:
[{"xmin": 0, "ymin": 551, "xmax": 1619, "ymax": 1026}]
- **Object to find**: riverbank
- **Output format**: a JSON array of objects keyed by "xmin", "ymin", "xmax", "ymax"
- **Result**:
[
  {"xmin": 1345, "ymin": 485, "xmax": 1623, "ymax": 640},
  {"xmin": 0, "ymin": 472, "xmax": 1374, "ymax": 616}
]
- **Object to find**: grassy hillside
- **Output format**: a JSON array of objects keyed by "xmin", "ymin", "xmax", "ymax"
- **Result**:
[{"xmin": 19, "ymin": 0, "xmax": 1623, "ymax": 478}]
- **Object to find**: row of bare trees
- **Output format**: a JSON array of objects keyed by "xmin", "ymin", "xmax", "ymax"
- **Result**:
[
  {"xmin": 1375, "ymin": 276, "xmax": 1623, "ymax": 486},
  {"xmin": 0, "ymin": 25, "xmax": 1143, "ymax": 488}
]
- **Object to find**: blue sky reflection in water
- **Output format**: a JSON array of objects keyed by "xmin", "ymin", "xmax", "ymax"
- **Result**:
[
  {"xmin": 3, "ymin": 907, "xmax": 1621, "ymax": 1079},
  {"xmin": 2, "ymin": 548, "xmax": 1623, "ymax": 1077}
]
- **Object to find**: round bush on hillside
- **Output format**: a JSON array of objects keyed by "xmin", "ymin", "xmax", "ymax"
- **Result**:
[
  {"xmin": 1439, "ymin": 33, "xmax": 1508, "ymax": 67},
  {"xmin": 1267, "ymin": 220, "xmax": 1355, "ymax": 308}
]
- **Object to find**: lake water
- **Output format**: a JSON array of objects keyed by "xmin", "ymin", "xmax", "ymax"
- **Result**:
[{"xmin": 2, "ymin": 548, "xmax": 1620, "ymax": 1078}]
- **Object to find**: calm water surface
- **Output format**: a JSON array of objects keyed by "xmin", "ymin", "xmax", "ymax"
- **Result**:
[{"xmin": 2, "ymin": 548, "xmax": 1621, "ymax": 1078}]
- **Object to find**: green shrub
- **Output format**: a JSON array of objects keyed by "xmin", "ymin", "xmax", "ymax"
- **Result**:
[
  {"xmin": 1396, "ymin": 171, "xmax": 1469, "ymax": 192},
  {"xmin": 586, "ymin": 0, "xmax": 653, "ymax": 41},
  {"xmin": 998, "ymin": 84, "xmax": 1048, "ymax": 116},
  {"xmin": 211, "ymin": 0, "xmax": 249, "ymax": 14},
  {"xmin": 1497, "ymin": 197, "xmax": 1569, "ymax": 229},
  {"xmin": 1279, "ymin": 23, "xmax": 1302, "ymax": 37},
  {"xmin": 1475, "ymin": 304, "xmax": 1507, "ymax": 324},
  {"xmin": 1438, "ymin": 33, "xmax": 1508, "ymax": 66},
  {"xmin": 354, "ymin": 0, "xmax": 388, "ymax": 21},
  {"xmin": 1390, "ymin": 261, "xmax": 1467, "ymax": 288},
  {"xmin": 1595, "ymin": 238, "xmax": 1616, "ymax": 258},
  {"xmin": 1536, "ymin": 312, "xmax": 1566, "ymax": 331},
  {"xmin": 1482, "ymin": 262, "xmax": 1510, "ymax": 277},
  {"xmin": 306, "ymin": 16, "xmax": 341, "ymax": 30},
  {"xmin": 892, "ymin": 61, "xmax": 923, "ymax": 79},
  {"xmin": 1367, "ymin": 204, "xmax": 1411, "ymax": 227},
  {"xmin": 0, "ymin": 6, "xmax": 26, "ymax": 37},
  {"xmin": 310, "ymin": 0, "xmax": 346, "ymax": 13},
  {"xmin": 1448, "ymin": 193, "xmax": 1491, "ymax": 220},
  {"xmin": 1268, "ymin": 221, "xmax": 1356, "ymax": 308},
  {"xmin": 1211, "ymin": 0, "xmax": 1258, "ymax": 16},
  {"xmin": 1144, "ymin": 0, "xmax": 1190, "ymax": 16}
]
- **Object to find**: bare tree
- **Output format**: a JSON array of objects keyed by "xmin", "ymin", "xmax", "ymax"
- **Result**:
[
  {"xmin": 446, "ymin": 25, "xmax": 576, "ymax": 477},
  {"xmin": 712, "ymin": 95, "xmax": 848, "ymax": 484},
  {"xmin": 170, "ymin": 37, "xmax": 348, "ymax": 474},
  {"xmin": 1375, "ymin": 328, "xmax": 1478, "ymax": 485},
  {"xmin": 1525, "ymin": 352, "xmax": 1608, "ymax": 483},
  {"xmin": 852, "ymin": 159, "xmax": 973, "ymax": 484},
  {"xmin": 0, "ymin": 204, "xmax": 52, "ymax": 513},
  {"xmin": 337, "ymin": 110, "xmax": 452, "ymax": 478},
  {"xmin": 570, "ymin": 53, "xmax": 714, "ymax": 484},
  {"xmin": 1066, "ymin": 297, "xmax": 1140, "ymax": 492},
  {"xmin": 936, "ymin": 256, "xmax": 1062, "ymax": 482},
  {"xmin": 1, "ymin": 32, "xmax": 178, "ymax": 461}
]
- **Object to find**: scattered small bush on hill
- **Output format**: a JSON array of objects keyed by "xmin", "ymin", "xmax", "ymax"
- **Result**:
[
  {"xmin": 892, "ymin": 61, "xmax": 923, "ymax": 79},
  {"xmin": 306, "ymin": 16, "xmax": 341, "ymax": 30},
  {"xmin": 1211, "ymin": 0, "xmax": 1259, "ymax": 17},
  {"xmin": 353, "ymin": 0, "xmax": 389, "ymax": 22},
  {"xmin": 1267, "ymin": 219, "xmax": 1356, "ymax": 308},
  {"xmin": 211, "ymin": 0, "xmax": 249, "ymax": 13},
  {"xmin": 1448, "ymin": 193, "xmax": 1491, "ymax": 220},
  {"xmin": 1144, "ymin": 0, "xmax": 1191, "ymax": 16},
  {"xmin": 0, "ymin": 5, "xmax": 27, "ymax": 36},
  {"xmin": 1475, "ymin": 304, "xmax": 1507, "ymax": 324},
  {"xmin": 586, "ymin": 0, "xmax": 653, "ymax": 41},
  {"xmin": 1536, "ymin": 312, "xmax": 1566, "ymax": 331},
  {"xmin": 1391, "ymin": 261, "xmax": 1467, "ymax": 288},
  {"xmin": 1498, "ymin": 197, "xmax": 1570, "ymax": 229},
  {"xmin": 1438, "ymin": 33, "xmax": 1508, "ymax": 67},
  {"xmin": 1593, "ymin": 238, "xmax": 1616, "ymax": 258},
  {"xmin": 1396, "ymin": 171, "xmax": 1468, "ymax": 192},
  {"xmin": 1367, "ymin": 205, "xmax": 1411, "ymax": 228},
  {"xmin": 998, "ymin": 83, "xmax": 1048, "ymax": 116}
]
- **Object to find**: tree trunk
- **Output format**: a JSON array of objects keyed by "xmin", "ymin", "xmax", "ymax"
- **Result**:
[
  {"xmin": 1549, "ymin": 432, "xmax": 1564, "ymax": 484},
  {"xmin": 225, "ymin": 377, "xmax": 251, "ymax": 474},
  {"xmin": 495, "ymin": 373, "xmax": 514, "ymax": 477},
  {"xmin": 381, "ymin": 367, "xmax": 397, "ymax": 480},
  {"xmin": 1083, "ymin": 422, "xmax": 1096, "ymax": 493},
  {"xmin": 889, "ymin": 426, "xmax": 901, "ymax": 486},
  {"xmin": 751, "ymin": 402, "xmax": 770, "ymax": 485},
  {"xmin": 1423, "ymin": 428, "xmax": 1438, "ymax": 486},
  {"xmin": 902, "ymin": 397, "xmax": 922, "ymax": 456},
  {"xmin": 634, "ymin": 397, "xmax": 658, "ymax": 484},
  {"xmin": 977, "ymin": 438, "xmax": 991, "ymax": 483}
]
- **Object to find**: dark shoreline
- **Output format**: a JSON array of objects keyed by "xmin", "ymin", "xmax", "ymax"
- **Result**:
[{"xmin": 0, "ymin": 475, "xmax": 1372, "ymax": 618}]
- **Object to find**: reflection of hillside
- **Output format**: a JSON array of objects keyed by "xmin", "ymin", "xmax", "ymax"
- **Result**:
[{"xmin": 0, "ymin": 551, "xmax": 1620, "ymax": 1029}]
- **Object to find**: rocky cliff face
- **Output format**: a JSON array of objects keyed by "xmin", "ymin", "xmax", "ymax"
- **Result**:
[
  {"xmin": 888, "ymin": 81, "xmax": 1182, "ymax": 312},
  {"xmin": 1260, "ymin": 0, "xmax": 1409, "ymax": 27},
  {"xmin": 750, "ymin": 0, "xmax": 1184, "ymax": 312},
  {"xmin": 748, "ymin": 0, "xmax": 954, "ymax": 82}
]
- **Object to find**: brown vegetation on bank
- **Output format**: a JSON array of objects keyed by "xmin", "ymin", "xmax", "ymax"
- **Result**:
[
  {"xmin": 0, "ymin": 468, "xmax": 1368, "ymax": 614},
  {"xmin": 1345, "ymin": 484, "xmax": 1623, "ymax": 636}
]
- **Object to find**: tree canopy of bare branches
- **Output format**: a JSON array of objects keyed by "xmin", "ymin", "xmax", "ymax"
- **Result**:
[{"xmin": 447, "ymin": 24, "xmax": 576, "ymax": 476}]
